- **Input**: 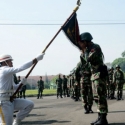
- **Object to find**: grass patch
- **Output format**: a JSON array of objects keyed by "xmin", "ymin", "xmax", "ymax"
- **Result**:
[{"xmin": 25, "ymin": 89, "xmax": 56, "ymax": 95}]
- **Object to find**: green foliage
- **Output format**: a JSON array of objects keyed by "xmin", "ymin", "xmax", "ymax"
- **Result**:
[
  {"xmin": 26, "ymin": 83, "xmax": 31, "ymax": 89},
  {"xmin": 121, "ymin": 51, "xmax": 125, "ymax": 57},
  {"xmin": 50, "ymin": 76, "xmax": 58, "ymax": 84},
  {"xmin": 112, "ymin": 58, "xmax": 125, "ymax": 72},
  {"xmin": 44, "ymin": 82, "xmax": 50, "ymax": 89},
  {"xmin": 25, "ymin": 89, "xmax": 56, "ymax": 95},
  {"xmin": 45, "ymin": 74, "xmax": 50, "ymax": 84}
]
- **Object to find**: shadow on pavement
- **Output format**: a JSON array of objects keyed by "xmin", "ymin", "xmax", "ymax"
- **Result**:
[
  {"xmin": 109, "ymin": 123, "xmax": 125, "ymax": 125},
  {"xmin": 108, "ymin": 110, "xmax": 125, "ymax": 113},
  {"xmin": 27, "ymin": 114, "xmax": 46, "ymax": 117},
  {"xmin": 34, "ymin": 106, "xmax": 53, "ymax": 109},
  {"xmin": 22, "ymin": 120, "xmax": 71, "ymax": 124}
]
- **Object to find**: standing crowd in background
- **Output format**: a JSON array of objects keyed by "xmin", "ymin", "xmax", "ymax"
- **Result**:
[
  {"xmin": 37, "ymin": 76, "xmax": 44, "ymax": 99},
  {"xmin": 55, "ymin": 32, "xmax": 124, "ymax": 125},
  {"xmin": 14, "ymin": 75, "xmax": 26, "ymax": 99}
]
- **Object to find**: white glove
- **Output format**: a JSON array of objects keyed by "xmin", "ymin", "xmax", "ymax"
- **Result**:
[
  {"xmin": 21, "ymin": 78, "xmax": 27, "ymax": 85},
  {"xmin": 36, "ymin": 53, "xmax": 45, "ymax": 61}
]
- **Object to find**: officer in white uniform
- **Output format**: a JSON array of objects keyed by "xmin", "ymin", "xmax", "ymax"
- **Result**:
[{"xmin": 0, "ymin": 53, "xmax": 44, "ymax": 125}]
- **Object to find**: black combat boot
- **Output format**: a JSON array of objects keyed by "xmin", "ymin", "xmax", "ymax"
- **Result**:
[
  {"xmin": 84, "ymin": 104, "xmax": 89, "ymax": 114},
  {"xmin": 37, "ymin": 94, "xmax": 39, "ymax": 99},
  {"xmin": 90, "ymin": 113, "xmax": 100, "ymax": 125},
  {"xmin": 117, "ymin": 95, "xmax": 120, "ymax": 101},
  {"xmin": 119, "ymin": 92, "xmax": 123, "ymax": 100},
  {"xmin": 120, "ymin": 95, "xmax": 124, "ymax": 100},
  {"xmin": 94, "ymin": 113, "xmax": 108, "ymax": 125},
  {"xmin": 88, "ymin": 105, "xmax": 93, "ymax": 113}
]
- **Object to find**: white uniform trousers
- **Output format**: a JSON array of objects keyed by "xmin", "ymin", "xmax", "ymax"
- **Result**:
[{"xmin": 0, "ymin": 98, "xmax": 34, "ymax": 125}]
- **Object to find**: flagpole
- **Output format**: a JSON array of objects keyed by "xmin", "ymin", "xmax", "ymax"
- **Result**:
[{"xmin": 10, "ymin": 4, "xmax": 81, "ymax": 101}]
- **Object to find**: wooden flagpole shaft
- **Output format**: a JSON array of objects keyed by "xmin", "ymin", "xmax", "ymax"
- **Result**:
[
  {"xmin": 11, "ymin": 5, "xmax": 80, "ymax": 100},
  {"xmin": 26, "ymin": 5, "xmax": 79, "ymax": 79}
]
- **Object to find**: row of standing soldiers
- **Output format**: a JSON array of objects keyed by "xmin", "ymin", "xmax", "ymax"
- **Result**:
[
  {"xmin": 14, "ymin": 74, "xmax": 26, "ymax": 99},
  {"xmin": 106, "ymin": 65, "xmax": 124, "ymax": 100},
  {"xmin": 62, "ymin": 32, "xmax": 125, "ymax": 125},
  {"xmin": 56, "ymin": 74, "xmax": 70, "ymax": 98}
]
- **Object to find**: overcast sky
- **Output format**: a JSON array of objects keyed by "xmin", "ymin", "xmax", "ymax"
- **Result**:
[{"xmin": 0, "ymin": 0, "xmax": 125, "ymax": 76}]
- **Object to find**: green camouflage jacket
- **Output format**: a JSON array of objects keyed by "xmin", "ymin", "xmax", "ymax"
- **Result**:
[{"xmin": 75, "ymin": 54, "xmax": 91, "ymax": 84}]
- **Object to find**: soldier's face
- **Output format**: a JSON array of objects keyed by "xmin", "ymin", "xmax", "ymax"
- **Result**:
[
  {"xmin": 6, "ymin": 60, "xmax": 13, "ymax": 67},
  {"xmin": 78, "ymin": 41, "xmax": 86, "ymax": 50},
  {"xmin": 116, "ymin": 68, "xmax": 119, "ymax": 71}
]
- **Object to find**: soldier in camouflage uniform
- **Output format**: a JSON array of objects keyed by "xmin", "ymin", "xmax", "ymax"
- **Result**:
[
  {"xmin": 108, "ymin": 67, "xmax": 116, "ymax": 99},
  {"xmin": 37, "ymin": 76, "xmax": 44, "ymax": 99},
  {"xmin": 66, "ymin": 75, "xmax": 71, "ymax": 97},
  {"xmin": 74, "ymin": 77, "xmax": 80, "ymax": 101},
  {"xmin": 56, "ymin": 74, "xmax": 63, "ymax": 98},
  {"xmin": 106, "ymin": 68, "xmax": 110, "ymax": 99},
  {"xmin": 70, "ymin": 70, "xmax": 80, "ymax": 101},
  {"xmin": 78, "ymin": 32, "xmax": 108, "ymax": 125},
  {"xmin": 113, "ymin": 65, "xmax": 124, "ymax": 100},
  {"xmin": 69, "ymin": 73, "xmax": 75, "ymax": 99},
  {"xmin": 62, "ymin": 75, "xmax": 69, "ymax": 97},
  {"xmin": 17, "ymin": 76, "xmax": 27, "ymax": 99},
  {"xmin": 75, "ymin": 53, "xmax": 93, "ymax": 114}
]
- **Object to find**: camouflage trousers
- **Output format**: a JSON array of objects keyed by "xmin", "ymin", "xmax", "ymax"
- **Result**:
[
  {"xmin": 106, "ymin": 84, "xmax": 110, "ymax": 98},
  {"xmin": 74, "ymin": 84, "xmax": 81, "ymax": 100},
  {"xmin": 116, "ymin": 80, "xmax": 124, "ymax": 98},
  {"xmin": 81, "ymin": 83, "xmax": 93, "ymax": 106},
  {"xmin": 92, "ymin": 78, "xmax": 108, "ymax": 114},
  {"xmin": 109, "ymin": 80, "xmax": 116, "ymax": 98},
  {"xmin": 70, "ymin": 86, "xmax": 75, "ymax": 98}
]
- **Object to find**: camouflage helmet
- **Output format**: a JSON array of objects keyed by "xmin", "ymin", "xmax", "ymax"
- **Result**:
[
  {"xmin": 116, "ymin": 65, "xmax": 120, "ymax": 68},
  {"xmin": 80, "ymin": 32, "xmax": 93, "ymax": 42}
]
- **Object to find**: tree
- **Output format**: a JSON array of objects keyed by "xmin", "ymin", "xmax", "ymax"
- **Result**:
[
  {"xmin": 51, "ymin": 76, "xmax": 58, "ymax": 84},
  {"xmin": 26, "ymin": 83, "xmax": 31, "ymax": 90},
  {"xmin": 112, "ymin": 58, "xmax": 125, "ymax": 72},
  {"xmin": 45, "ymin": 73, "xmax": 49, "ymax": 84},
  {"xmin": 44, "ymin": 73, "xmax": 50, "ymax": 89},
  {"xmin": 44, "ymin": 82, "xmax": 50, "ymax": 89},
  {"xmin": 121, "ymin": 51, "xmax": 125, "ymax": 57}
]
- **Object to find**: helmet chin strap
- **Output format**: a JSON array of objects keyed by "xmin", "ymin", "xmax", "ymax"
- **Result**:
[{"xmin": 5, "ymin": 61, "xmax": 9, "ymax": 66}]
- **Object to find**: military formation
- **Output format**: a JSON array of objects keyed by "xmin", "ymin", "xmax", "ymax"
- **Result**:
[
  {"xmin": 56, "ymin": 32, "xmax": 125, "ymax": 125},
  {"xmin": 0, "ymin": 32, "xmax": 124, "ymax": 125}
]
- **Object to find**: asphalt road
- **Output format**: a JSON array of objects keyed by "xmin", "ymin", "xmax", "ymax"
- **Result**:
[{"xmin": 18, "ymin": 95, "xmax": 125, "ymax": 125}]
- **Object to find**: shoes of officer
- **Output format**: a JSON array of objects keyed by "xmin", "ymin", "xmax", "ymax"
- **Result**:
[
  {"xmin": 117, "ymin": 97, "xmax": 124, "ymax": 101},
  {"xmin": 84, "ymin": 104, "xmax": 89, "ymax": 114},
  {"xmin": 13, "ymin": 119, "xmax": 21, "ymax": 125},
  {"xmin": 84, "ymin": 104, "xmax": 93, "ymax": 114},
  {"xmin": 57, "ymin": 96, "xmax": 63, "ymax": 99},
  {"xmin": 117, "ymin": 97, "xmax": 120, "ymax": 101},
  {"xmin": 88, "ymin": 105, "xmax": 93, "ymax": 113},
  {"xmin": 90, "ymin": 113, "xmax": 108, "ymax": 125},
  {"xmin": 37, "ymin": 97, "xmax": 43, "ymax": 99},
  {"xmin": 75, "ymin": 99, "xmax": 78, "ymax": 101},
  {"xmin": 106, "ymin": 96, "xmax": 110, "ymax": 99},
  {"xmin": 110, "ymin": 96, "xmax": 116, "ymax": 100},
  {"xmin": 121, "ymin": 98, "xmax": 124, "ymax": 100},
  {"xmin": 71, "ymin": 96, "xmax": 74, "ymax": 99}
]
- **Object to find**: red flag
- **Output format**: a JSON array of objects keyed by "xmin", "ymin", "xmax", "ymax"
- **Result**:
[{"xmin": 62, "ymin": 13, "xmax": 81, "ymax": 49}]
